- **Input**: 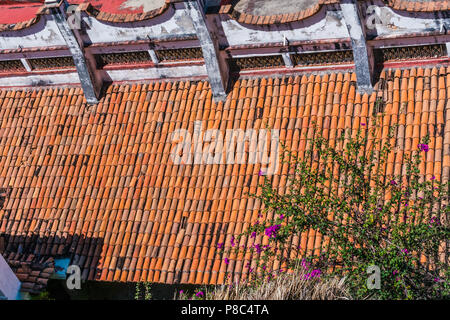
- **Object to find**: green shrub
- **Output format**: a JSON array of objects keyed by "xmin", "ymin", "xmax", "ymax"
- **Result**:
[{"xmin": 229, "ymin": 118, "xmax": 449, "ymax": 300}]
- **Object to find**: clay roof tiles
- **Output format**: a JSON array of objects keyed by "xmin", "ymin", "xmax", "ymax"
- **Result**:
[{"xmin": 0, "ymin": 66, "xmax": 449, "ymax": 285}]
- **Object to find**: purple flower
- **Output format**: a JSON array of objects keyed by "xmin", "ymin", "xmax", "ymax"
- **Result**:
[
  {"xmin": 431, "ymin": 175, "xmax": 436, "ymax": 180},
  {"xmin": 196, "ymin": 291, "xmax": 204, "ymax": 297},
  {"xmin": 179, "ymin": 290, "xmax": 184, "ymax": 295},
  {"xmin": 224, "ymin": 258, "xmax": 229, "ymax": 264},
  {"xmin": 265, "ymin": 224, "xmax": 281, "ymax": 238},
  {"xmin": 418, "ymin": 143, "xmax": 429, "ymax": 152},
  {"xmin": 279, "ymin": 214, "xmax": 285, "ymax": 220},
  {"xmin": 311, "ymin": 269, "xmax": 321, "ymax": 277},
  {"xmin": 401, "ymin": 248, "xmax": 408, "ymax": 254},
  {"xmin": 250, "ymin": 231, "xmax": 256, "ymax": 238},
  {"xmin": 254, "ymin": 244, "xmax": 262, "ymax": 254},
  {"xmin": 361, "ymin": 123, "xmax": 366, "ymax": 126},
  {"xmin": 230, "ymin": 236, "xmax": 235, "ymax": 247},
  {"xmin": 390, "ymin": 180, "xmax": 397, "ymax": 186},
  {"xmin": 217, "ymin": 242, "xmax": 223, "ymax": 249},
  {"xmin": 301, "ymin": 259, "xmax": 310, "ymax": 270},
  {"xmin": 393, "ymin": 270, "xmax": 399, "ymax": 275},
  {"xmin": 434, "ymin": 277, "xmax": 440, "ymax": 282},
  {"xmin": 304, "ymin": 269, "xmax": 321, "ymax": 280},
  {"xmin": 249, "ymin": 267, "xmax": 253, "ymax": 273},
  {"xmin": 258, "ymin": 170, "xmax": 265, "ymax": 176}
]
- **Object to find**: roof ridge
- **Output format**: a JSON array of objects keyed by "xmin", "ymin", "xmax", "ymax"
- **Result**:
[{"xmin": 385, "ymin": 0, "xmax": 450, "ymax": 12}]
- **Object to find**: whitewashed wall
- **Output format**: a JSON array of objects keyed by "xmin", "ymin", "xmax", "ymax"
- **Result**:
[
  {"xmin": 105, "ymin": 64, "xmax": 207, "ymax": 81},
  {"xmin": 363, "ymin": 4, "xmax": 450, "ymax": 38},
  {"xmin": 218, "ymin": 10, "xmax": 350, "ymax": 47},
  {"xmin": 0, "ymin": 17, "xmax": 66, "ymax": 50},
  {"xmin": 0, "ymin": 254, "xmax": 20, "ymax": 300},
  {"xmin": 82, "ymin": 4, "xmax": 197, "ymax": 44}
]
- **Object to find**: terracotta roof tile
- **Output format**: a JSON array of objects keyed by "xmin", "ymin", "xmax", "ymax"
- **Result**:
[
  {"xmin": 0, "ymin": 65, "xmax": 449, "ymax": 286},
  {"xmin": 385, "ymin": 0, "xmax": 450, "ymax": 12}
]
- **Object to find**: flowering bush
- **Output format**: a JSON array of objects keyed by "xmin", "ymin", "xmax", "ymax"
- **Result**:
[{"xmin": 230, "ymin": 118, "xmax": 449, "ymax": 300}]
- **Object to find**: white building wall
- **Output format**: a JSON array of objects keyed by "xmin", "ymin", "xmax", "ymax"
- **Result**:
[
  {"xmin": 363, "ymin": 4, "xmax": 450, "ymax": 38},
  {"xmin": 0, "ymin": 254, "xmax": 21, "ymax": 300},
  {"xmin": 0, "ymin": 17, "xmax": 66, "ymax": 50},
  {"xmin": 219, "ymin": 10, "xmax": 350, "ymax": 47},
  {"xmin": 82, "ymin": 5, "xmax": 197, "ymax": 44}
]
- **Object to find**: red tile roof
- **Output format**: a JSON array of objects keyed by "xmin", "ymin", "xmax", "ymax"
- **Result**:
[
  {"xmin": 0, "ymin": 1, "xmax": 44, "ymax": 25},
  {"xmin": 2, "ymin": 253, "xmax": 55, "ymax": 294},
  {"xmin": 75, "ymin": 0, "xmax": 182, "ymax": 24},
  {"xmin": 385, "ymin": 0, "xmax": 450, "ymax": 12},
  {"xmin": 0, "ymin": 65, "xmax": 449, "ymax": 285},
  {"xmin": 0, "ymin": 0, "xmax": 182, "ymax": 31}
]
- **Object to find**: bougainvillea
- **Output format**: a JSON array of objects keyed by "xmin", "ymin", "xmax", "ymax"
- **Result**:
[{"xmin": 223, "ymin": 118, "xmax": 449, "ymax": 300}]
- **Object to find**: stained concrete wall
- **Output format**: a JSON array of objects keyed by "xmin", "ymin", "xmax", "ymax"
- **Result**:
[
  {"xmin": 0, "ymin": 64, "xmax": 207, "ymax": 87},
  {"xmin": 1, "ymin": 2, "xmax": 449, "ymax": 52},
  {"xmin": 219, "ymin": 10, "xmax": 350, "ymax": 47},
  {"xmin": 0, "ymin": 17, "xmax": 66, "ymax": 50},
  {"xmin": 0, "ymin": 71, "xmax": 81, "ymax": 87},
  {"xmin": 82, "ymin": 3, "xmax": 197, "ymax": 44},
  {"xmin": 104, "ymin": 64, "xmax": 207, "ymax": 81},
  {"xmin": 363, "ymin": 2, "xmax": 450, "ymax": 39}
]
